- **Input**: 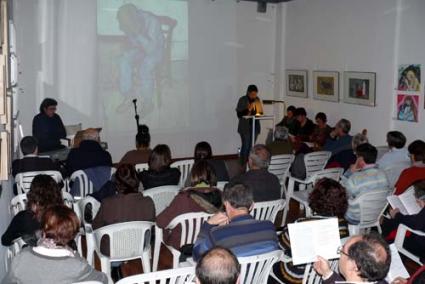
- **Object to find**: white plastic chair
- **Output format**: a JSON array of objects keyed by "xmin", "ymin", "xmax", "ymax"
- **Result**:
[
  {"xmin": 5, "ymin": 238, "xmax": 26, "ymax": 272},
  {"xmin": 282, "ymin": 167, "xmax": 343, "ymax": 226},
  {"xmin": 15, "ymin": 170, "xmax": 63, "ymax": 194},
  {"xmin": 216, "ymin": 181, "xmax": 227, "ymax": 191},
  {"xmin": 304, "ymin": 151, "xmax": 332, "ymax": 178},
  {"xmin": 268, "ymin": 154, "xmax": 295, "ymax": 197},
  {"xmin": 70, "ymin": 170, "xmax": 94, "ymax": 200},
  {"xmin": 116, "ymin": 266, "xmax": 195, "ymax": 284},
  {"xmin": 238, "ymin": 250, "xmax": 283, "ymax": 284},
  {"xmin": 302, "ymin": 259, "xmax": 339, "ymax": 284},
  {"xmin": 251, "ymin": 199, "xmax": 286, "ymax": 223},
  {"xmin": 135, "ymin": 163, "xmax": 149, "ymax": 173},
  {"xmin": 347, "ymin": 189, "xmax": 390, "ymax": 235},
  {"xmin": 153, "ymin": 212, "xmax": 212, "ymax": 271},
  {"xmin": 72, "ymin": 282, "xmax": 104, "ymax": 284},
  {"xmin": 143, "ymin": 185, "xmax": 179, "ymax": 216},
  {"xmin": 10, "ymin": 194, "xmax": 28, "ymax": 216},
  {"xmin": 62, "ymin": 191, "xmax": 75, "ymax": 208},
  {"xmin": 170, "ymin": 159, "xmax": 195, "ymax": 187},
  {"xmin": 394, "ymin": 223, "xmax": 425, "ymax": 265},
  {"xmin": 86, "ymin": 221, "xmax": 154, "ymax": 283}
]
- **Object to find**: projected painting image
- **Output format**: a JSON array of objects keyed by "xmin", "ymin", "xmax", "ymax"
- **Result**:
[{"xmin": 97, "ymin": 0, "xmax": 189, "ymax": 131}]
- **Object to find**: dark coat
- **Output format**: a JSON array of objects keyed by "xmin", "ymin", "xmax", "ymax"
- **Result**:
[{"xmin": 236, "ymin": 95, "xmax": 264, "ymax": 135}]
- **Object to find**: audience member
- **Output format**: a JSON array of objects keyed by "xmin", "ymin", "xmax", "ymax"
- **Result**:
[
  {"xmin": 92, "ymin": 164, "xmax": 155, "ymax": 256},
  {"xmin": 195, "ymin": 247, "xmax": 240, "ymax": 284},
  {"xmin": 2, "ymin": 175, "xmax": 63, "ymax": 247},
  {"xmin": 65, "ymin": 128, "xmax": 112, "ymax": 176},
  {"xmin": 272, "ymin": 178, "xmax": 349, "ymax": 284},
  {"xmin": 231, "ymin": 144, "xmax": 281, "ymax": 201},
  {"xmin": 342, "ymin": 143, "xmax": 389, "ymax": 224},
  {"xmin": 12, "ymin": 136, "xmax": 61, "ymax": 178},
  {"xmin": 381, "ymin": 180, "xmax": 425, "ymax": 262},
  {"xmin": 310, "ymin": 112, "xmax": 332, "ymax": 150},
  {"xmin": 327, "ymin": 132, "xmax": 368, "ymax": 171},
  {"xmin": 324, "ymin": 119, "xmax": 353, "ymax": 155},
  {"xmin": 193, "ymin": 182, "xmax": 279, "ymax": 260},
  {"xmin": 292, "ymin": 107, "xmax": 315, "ymax": 142},
  {"xmin": 394, "ymin": 140, "xmax": 425, "ymax": 195},
  {"xmin": 193, "ymin": 141, "xmax": 229, "ymax": 182},
  {"xmin": 119, "ymin": 124, "xmax": 152, "ymax": 165},
  {"xmin": 266, "ymin": 126, "xmax": 293, "ymax": 155},
  {"xmin": 32, "ymin": 98, "xmax": 66, "ymax": 153},
  {"xmin": 377, "ymin": 131, "xmax": 410, "ymax": 169},
  {"xmin": 2, "ymin": 205, "xmax": 108, "ymax": 284},
  {"xmin": 156, "ymin": 160, "xmax": 222, "ymax": 250},
  {"xmin": 277, "ymin": 105, "xmax": 297, "ymax": 135},
  {"xmin": 314, "ymin": 232, "xmax": 391, "ymax": 284},
  {"xmin": 139, "ymin": 144, "xmax": 181, "ymax": 190}
]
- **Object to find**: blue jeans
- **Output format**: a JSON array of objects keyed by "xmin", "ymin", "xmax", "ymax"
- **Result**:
[{"xmin": 240, "ymin": 132, "xmax": 259, "ymax": 162}]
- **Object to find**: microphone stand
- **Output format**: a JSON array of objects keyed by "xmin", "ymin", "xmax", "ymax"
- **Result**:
[{"xmin": 132, "ymin": 99, "xmax": 140, "ymax": 132}]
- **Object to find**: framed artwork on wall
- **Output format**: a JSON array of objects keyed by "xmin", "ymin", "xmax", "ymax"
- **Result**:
[
  {"xmin": 313, "ymin": 71, "xmax": 339, "ymax": 102},
  {"xmin": 343, "ymin": 71, "xmax": 376, "ymax": 107},
  {"xmin": 286, "ymin": 70, "xmax": 308, "ymax": 98}
]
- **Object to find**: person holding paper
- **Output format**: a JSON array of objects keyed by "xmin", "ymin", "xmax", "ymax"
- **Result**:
[
  {"xmin": 235, "ymin": 85, "xmax": 264, "ymax": 163},
  {"xmin": 381, "ymin": 180, "xmax": 425, "ymax": 262},
  {"xmin": 314, "ymin": 232, "xmax": 391, "ymax": 284}
]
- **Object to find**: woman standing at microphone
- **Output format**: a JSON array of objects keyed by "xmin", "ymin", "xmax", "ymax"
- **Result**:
[{"xmin": 235, "ymin": 85, "xmax": 264, "ymax": 164}]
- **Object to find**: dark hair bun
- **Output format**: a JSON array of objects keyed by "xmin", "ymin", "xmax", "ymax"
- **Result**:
[{"xmin": 138, "ymin": 124, "xmax": 149, "ymax": 135}]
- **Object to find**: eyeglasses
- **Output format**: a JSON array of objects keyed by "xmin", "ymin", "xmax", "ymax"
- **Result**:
[{"xmin": 337, "ymin": 246, "xmax": 350, "ymax": 258}]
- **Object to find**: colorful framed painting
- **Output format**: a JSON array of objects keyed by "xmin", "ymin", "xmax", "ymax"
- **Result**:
[
  {"xmin": 286, "ymin": 70, "xmax": 308, "ymax": 98},
  {"xmin": 313, "ymin": 71, "xmax": 339, "ymax": 102},
  {"xmin": 343, "ymin": 71, "xmax": 376, "ymax": 107},
  {"xmin": 397, "ymin": 64, "xmax": 421, "ymax": 93},
  {"xmin": 397, "ymin": 94, "xmax": 419, "ymax": 123}
]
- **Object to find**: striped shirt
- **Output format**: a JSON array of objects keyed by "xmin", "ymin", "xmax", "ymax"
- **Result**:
[{"xmin": 193, "ymin": 214, "xmax": 279, "ymax": 261}]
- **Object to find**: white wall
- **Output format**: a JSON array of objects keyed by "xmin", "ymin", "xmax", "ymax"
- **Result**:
[
  {"xmin": 278, "ymin": 0, "xmax": 425, "ymax": 146},
  {"xmin": 0, "ymin": 181, "xmax": 13, "ymax": 278}
]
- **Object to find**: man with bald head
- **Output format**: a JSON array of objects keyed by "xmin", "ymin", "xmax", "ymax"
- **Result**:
[
  {"xmin": 314, "ymin": 232, "xmax": 391, "ymax": 284},
  {"xmin": 196, "ymin": 247, "xmax": 240, "ymax": 284},
  {"xmin": 231, "ymin": 144, "xmax": 282, "ymax": 201}
]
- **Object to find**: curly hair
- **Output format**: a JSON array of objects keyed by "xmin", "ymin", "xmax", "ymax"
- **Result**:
[
  {"xmin": 308, "ymin": 178, "xmax": 348, "ymax": 218},
  {"xmin": 27, "ymin": 174, "xmax": 64, "ymax": 219},
  {"xmin": 115, "ymin": 163, "xmax": 140, "ymax": 194},
  {"xmin": 42, "ymin": 205, "xmax": 80, "ymax": 246}
]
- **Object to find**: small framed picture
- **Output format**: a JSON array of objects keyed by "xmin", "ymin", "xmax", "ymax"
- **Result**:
[
  {"xmin": 343, "ymin": 71, "xmax": 376, "ymax": 107},
  {"xmin": 313, "ymin": 71, "xmax": 339, "ymax": 102},
  {"xmin": 286, "ymin": 70, "xmax": 308, "ymax": 98}
]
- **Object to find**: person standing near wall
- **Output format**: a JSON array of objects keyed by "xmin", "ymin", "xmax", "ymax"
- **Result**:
[{"xmin": 235, "ymin": 85, "xmax": 263, "ymax": 164}]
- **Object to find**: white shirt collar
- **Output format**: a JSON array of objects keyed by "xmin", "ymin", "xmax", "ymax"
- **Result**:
[{"xmin": 32, "ymin": 246, "xmax": 74, "ymax": 257}]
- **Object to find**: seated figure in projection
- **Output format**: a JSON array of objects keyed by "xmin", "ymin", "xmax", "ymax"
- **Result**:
[{"xmin": 116, "ymin": 3, "xmax": 165, "ymax": 112}]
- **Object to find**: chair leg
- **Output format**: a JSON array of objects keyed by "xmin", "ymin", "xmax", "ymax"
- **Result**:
[
  {"xmin": 141, "ymin": 250, "xmax": 151, "ymax": 273},
  {"xmin": 281, "ymin": 204, "xmax": 289, "ymax": 227},
  {"xmin": 99, "ymin": 257, "xmax": 112, "ymax": 284},
  {"xmin": 152, "ymin": 227, "xmax": 162, "ymax": 271}
]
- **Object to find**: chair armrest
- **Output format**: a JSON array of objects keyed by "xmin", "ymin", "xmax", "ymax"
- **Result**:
[
  {"xmin": 60, "ymin": 138, "xmax": 71, "ymax": 147},
  {"xmin": 395, "ymin": 224, "xmax": 425, "ymax": 249},
  {"xmin": 288, "ymin": 176, "xmax": 311, "ymax": 185}
]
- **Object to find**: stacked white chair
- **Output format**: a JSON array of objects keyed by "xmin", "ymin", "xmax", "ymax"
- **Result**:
[
  {"xmin": 86, "ymin": 221, "xmax": 154, "ymax": 283},
  {"xmin": 143, "ymin": 185, "xmax": 179, "ymax": 216},
  {"xmin": 116, "ymin": 266, "xmax": 195, "ymax": 284},
  {"xmin": 135, "ymin": 163, "xmax": 149, "ymax": 173},
  {"xmin": 282, "ymin": 167, "xmax": 343, "ymax": 225},
  {"xmin": 15, "ymin": 170, "xmax": 63, "ymax": 194},
  {"xmin": 153, "ymin": 211, "xmax": 212, "ymax": 271},
  {"xmin": 347, "ymin": 189, "xmax": 390, "ymax": 235},
  {"xmin": 170, "ymin": 159, "xmax": 195, "ymax": 187},
  {"xmin": 394, "ymin": 223, "xmax": 425, "ymax": 265},
  {"xmin": 251, "ymin": 199, "xmax": 286, "ymax": 223},
  {"xmin": 238, "ymin": 250, "xmax": 283, "ymax": 284},
  {"xmin": 268, "ymin": 154, "xmax": 295, "ymax": 196}
]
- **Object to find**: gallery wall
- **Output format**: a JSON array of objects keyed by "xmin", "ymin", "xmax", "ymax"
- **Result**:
[{"xmin": 277, "ymin": 0, "xmax": 425, "ymax": 146}]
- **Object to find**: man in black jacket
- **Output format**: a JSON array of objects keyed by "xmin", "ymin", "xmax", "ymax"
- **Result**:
[
  {"xmin": 314, "ymin": 232, "xmax": 391, "ymax": 284},
  {"xmin": 236, "ymin": 85, "xmax": 264, "ymax": 163},
  {"xmin": 12, "ymin": 136, "xmax": 61, "ymax": 178}
]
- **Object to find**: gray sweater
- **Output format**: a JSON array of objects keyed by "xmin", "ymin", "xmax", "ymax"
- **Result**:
[{"xmin": 2, "ymin": 247, "xmax": 108, "ymax": 284}]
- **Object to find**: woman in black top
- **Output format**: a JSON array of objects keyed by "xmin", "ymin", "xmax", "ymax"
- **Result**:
[
  {"xmin": 2, "ymin": 175, "xmax": 63, "ymax": 246},
  {"xmin": 139, "ymin": 144, "xmax": 181, "ymax": 190},
  {"xmin": 32, "ymin": 98, "xmax": 66, "ymax": 153}
]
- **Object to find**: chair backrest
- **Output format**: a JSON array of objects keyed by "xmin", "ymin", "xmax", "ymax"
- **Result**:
[
  {"xmin": 170, "ymin": 159, "xmax": 195, "ymax": 187},
  {"xmin": 77, "ymin": 196, "xmax": 101, "ymax": 227},
  {"xmin": 303, "ymin": 259, "xmax": 339, "ymax": 284},
  {"xmin": 268, "ymin": 154, "xmax": 295, "ymax": 181},
  {"xmin": 135, "ymin": 163, "xmax": 149, "ymax": 173},
  {"xmin": 353, "ymin": 189, "xmax": 390, "ymax": 227},
  {"xmin": 216, "ymin": 181, "xmax": 227, "ymax": 191},
  {"xmin": 94, "ymin": 221, "xmax": 154, "ymax": 261},
  {"xmin": 251, "ymin": 199, "xmax": 286, "ymax": 223},
  {"xmin": 116, "ymin": 266, "xmax": 195, "ymax": 284},
  {"xmin": 5, "ymin": 238, "xmax": 26, "ymax": 272},
  {"xmin": 238, "ymin": 250, "xmax": 283, "ymax": 284},
  {"xmin": 310, "ymin": 167, "xmax": 344, "ymax": 184},
  {"xmin": 62, "ymin": 191, "xmax": 75, "ymax": 209},
  {"xmin": 15, "ymin": 170, "xmax": 63, "ymax": 194},
  {"xmin": 167, "ymin": 212, "xmax": 212, "ymax": 248},
  {"xmin": 70, "ymin": 170, "xmax": 94, "ymax": 199},
  {"xmin": 143, "ymin": 185, "xmax": 179, "ymax": 216},
  {"xmin": 304, "ymin": 151, "xmax": 331, "ymax": 178},
  {"xmin": 10, "ymin": 194, "xmax": 27, "ymax": 216}
]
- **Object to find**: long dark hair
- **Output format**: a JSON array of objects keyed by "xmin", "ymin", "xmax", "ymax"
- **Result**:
[{"xmin": 39, "ymin": 98, "xmax": 58, "ymax": 114}]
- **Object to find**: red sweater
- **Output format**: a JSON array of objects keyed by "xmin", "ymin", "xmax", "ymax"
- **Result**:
[{"xmin": 394, "ymin": 166, "xmax": 425, "ymax": 195}]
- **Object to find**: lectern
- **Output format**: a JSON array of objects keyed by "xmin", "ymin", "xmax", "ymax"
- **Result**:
[{"xmin": 243, "ymin": 115, "xmax": 275, "ymax": 148}]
